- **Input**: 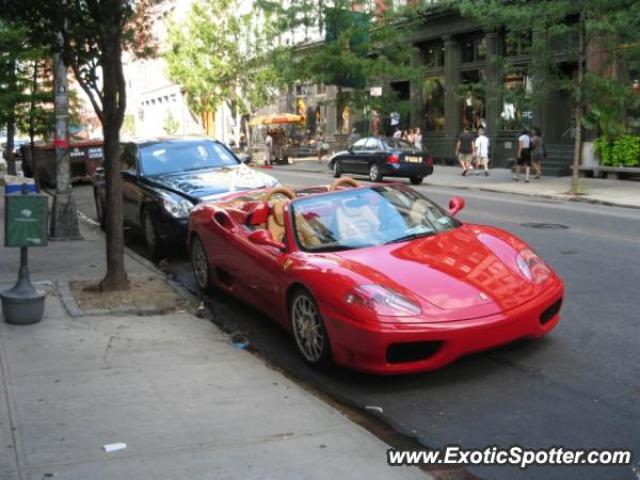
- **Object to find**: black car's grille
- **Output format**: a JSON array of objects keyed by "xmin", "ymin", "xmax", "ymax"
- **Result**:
[
  {"xmin": 540, "ymin": 298, "xmax": 563, "ymax": 325},
  {"xmin": 386, "ymin": 341, "xmax": 443, "ymax": 364}
]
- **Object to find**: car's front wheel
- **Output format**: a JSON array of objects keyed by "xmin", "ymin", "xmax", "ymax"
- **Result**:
[
  {"xmin": 410, "ymin": 175, "xmax": 424, "ymax": 185},
  {"xmin": 368, "ymin": 163, "xmax": 382, "ymax": 182},
  {"xmin": 332, "ymin": 160, "xmax": 342, "ymax": 178},
  {"xmin": 290, "ymin": 289, "xmax": 332, "ymax": 368},
  {"xmin": 191, "ymin": 235, "xmax": 213, "ymax": 292},
  {"xmin": 142, "ymin": 208, "xmax": 164, "ymax": 259}
]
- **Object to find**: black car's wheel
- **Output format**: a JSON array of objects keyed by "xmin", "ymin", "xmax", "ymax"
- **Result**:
[
  {"xmin": 332, "ymin": 160, "xmax": 342, "ymax": 178},
  {"xmin": 410, "ymin": 176, "xmax": 424, "ymax": 185},
  {"xmin": 368, "ymin": 163, "xmax": 382, "ymax": 182},
  {"xmin": 191, "ymin": 235, "xmax": 213, "ymax": 292},
  {"xmin": 142, "ymin": 208, "xmax": 164, "ymax": 259},
  {"xmin": 290, "ymin": 289, "xmax": 332, "ymax": 369},
  {"xmin": 94, "ymin": 188, "xmax": 105, "ymax": 230}
]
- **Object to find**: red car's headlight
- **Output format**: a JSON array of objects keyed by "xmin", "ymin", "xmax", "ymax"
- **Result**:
[
  {"xmin": 344, "ymin": 285, "xmax": 421, "ymax": 317},
  {"xmin": 516, "ymin": 248, "xmax": 551, "ymax": 284}
]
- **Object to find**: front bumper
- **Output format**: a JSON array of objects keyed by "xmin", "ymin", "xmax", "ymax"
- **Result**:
[
  {"xmin": 320, "ymin": 281, "xmax": 564, "ymax": 375},
  {"xmin": 155, "ymin": 215, "xmax": 189, "ymax": 247}
]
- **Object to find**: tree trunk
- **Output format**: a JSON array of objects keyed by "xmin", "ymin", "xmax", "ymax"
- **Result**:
[
  {"xmin": 570, "ymin": 9, "xmax": 585, "ymax": 196},
  {"xmin": 99, "ymin": 27, "xmax": 129, "ymax": 291}
]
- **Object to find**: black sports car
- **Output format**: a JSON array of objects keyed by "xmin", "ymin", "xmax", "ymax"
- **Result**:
[
  {"xmin": 93, "ymin": 137, "xmax": 278, "ymax": 257},
  {"xmin": 328, "ymin": 137, "xmax": 433, "ymax": 184}
]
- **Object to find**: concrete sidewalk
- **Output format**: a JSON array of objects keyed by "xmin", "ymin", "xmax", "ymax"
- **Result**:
[
  {"xmin": 280, "ymin": 157, "xmax": 640, "ymax": 209},
  {"xmin": 0, "ymin": 197, "xmax": 428, "ymax": 479}
]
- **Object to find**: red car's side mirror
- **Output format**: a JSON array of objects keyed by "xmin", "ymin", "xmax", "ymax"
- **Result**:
[
  {"xmin": 448, "ymin": 197, "xmax": 465, "ymax": 216},
  {"xmin": 248, "ymin": 229, "xmax": 285, "ymax": 250}
]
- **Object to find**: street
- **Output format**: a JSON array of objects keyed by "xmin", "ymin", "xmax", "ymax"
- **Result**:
[{"xmin": 72, "ymin": 169, "xmax": 640, "ymax": 480}]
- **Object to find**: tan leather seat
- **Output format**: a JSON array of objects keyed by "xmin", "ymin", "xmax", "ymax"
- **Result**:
[
  {"xmin": 267, "ymin": 200, "xmax": 287, "ymax": 243},
  {"xmin": 295, "ymin": 213, "xmax": 322, "ymax": 248}
]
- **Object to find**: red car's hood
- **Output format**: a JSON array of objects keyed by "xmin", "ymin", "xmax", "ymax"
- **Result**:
[{"xmin": 332, "ymin": 225, "xmax": 542, "ymax": 321}]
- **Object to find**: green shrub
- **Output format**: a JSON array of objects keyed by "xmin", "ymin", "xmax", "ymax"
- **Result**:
[
  {"xmin": 595, "ymin": 135, "xmax": 640, "ymax": 167},
  {"xmin": 611, "ymin": 135, "xmax": 640, "ymax": 167}
]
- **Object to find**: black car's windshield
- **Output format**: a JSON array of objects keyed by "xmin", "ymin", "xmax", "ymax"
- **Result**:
[
  {"xmin": 291, "ymin": 185, "xmax": 460, "ymax": 252},
  {"xmin": 140, "ymin": 140, "xmax": 239, "ymax": 176}
]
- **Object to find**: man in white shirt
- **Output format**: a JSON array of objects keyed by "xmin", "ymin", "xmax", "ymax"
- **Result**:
[
  {"xmin": 474, "ymin": 128, "xmax": 490, "ymax": 176},
  {"xmin": 514, "ymin": 129, "xmax": 532, "ymax": 182}
]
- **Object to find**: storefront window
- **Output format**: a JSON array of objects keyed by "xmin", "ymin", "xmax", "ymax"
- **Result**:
[
  {"xmin": 422, "ymin": 76, "xmax": 445, "ymax": 131},
  {"xmin": 421, "ymin": 40, "xmax": 444, "ymax": 68},
  {"xmin": 501, "ymin": 67, "xmax": 533, "ymax": 130},
  {"xmin": 460, "ymin": 70, "xmax": 486, "ymax": 130},
  {"xmin": 460, "ymin": 33, "xmax": 487, "ymax": 63}
]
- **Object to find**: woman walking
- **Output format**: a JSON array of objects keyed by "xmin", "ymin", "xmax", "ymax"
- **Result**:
[{"xmin": 531, "ymin": 126, "xmax": 544, "ymax": 179}]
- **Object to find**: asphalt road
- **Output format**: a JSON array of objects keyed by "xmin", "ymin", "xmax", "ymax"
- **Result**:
[{"xmin": 72, "ymin": 169, "xmax": 640, "ymax": 480}]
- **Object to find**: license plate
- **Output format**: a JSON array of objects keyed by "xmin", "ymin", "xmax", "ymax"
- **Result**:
[{"xmin": 406, "ymin": 156, "xmax": 421, "ymax": 163}]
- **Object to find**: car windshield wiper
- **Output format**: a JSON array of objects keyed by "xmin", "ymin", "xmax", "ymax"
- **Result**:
[
  {"xmin": 385, "ymin": 231, "xmax": 435, "ymax": 244},
  {"xmin": 306, "ymin": 244, "xmax": 355, "ymax": 253}
]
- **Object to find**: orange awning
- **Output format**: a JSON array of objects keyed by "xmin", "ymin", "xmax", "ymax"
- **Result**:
[{"xmin": 249, "ymin": 114, "xmax": 305, "ymax": 126}]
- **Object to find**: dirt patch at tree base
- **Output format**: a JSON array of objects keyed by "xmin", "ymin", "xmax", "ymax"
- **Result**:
[{"xmin": 69, "ymin": 275, "xmax": 190, "ymax": 313}]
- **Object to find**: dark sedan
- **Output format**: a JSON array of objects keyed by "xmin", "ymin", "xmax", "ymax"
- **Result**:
[
  {"xmin": 328, "ymin": 137, "xmax": 434, "ymax": 185},
  {"xmin": 94, "ymin": 137, "xmax": 279, "ymax": 257}
]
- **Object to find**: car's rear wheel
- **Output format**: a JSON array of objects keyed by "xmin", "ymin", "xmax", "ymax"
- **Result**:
[
  {"xmin": 191, "ymin": 235, "xmax": 213, "ymax": 292},
  {"xmin": 290, "ymin": 289, "xmax": 332, "ymax": 368},
  {"xmin": 94, "ymin": 189, "xmax": 105, "ymax": 230},
  {"xmin": 368, "ymin": 163, "xmax": 382, "ymax": 182},
  {"xmin": 332, "ymin": 160, "xmax": 342, "ymax": 178},
  {"xmin": 410, "ymin": 175, "xmax": 424, "ymax": 185},
  {"xmin": 142, "ymin": 208, "xmax": 164, "ymax": 259}
]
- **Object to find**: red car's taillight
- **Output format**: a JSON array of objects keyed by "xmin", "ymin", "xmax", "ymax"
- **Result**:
[
  {"xmin": 386, "ymin": 154, "xmax": 400, "ymax": 164},
  {"xmin": 423, "ymin": 156, "xmax": 433, "ymax": 166}
]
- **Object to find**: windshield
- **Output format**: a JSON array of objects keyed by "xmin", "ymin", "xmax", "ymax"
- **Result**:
[
  {"xmin": 291, "ymin": 185, "xmax": 460, "ymax": 252},
  {"xmin": 140, "ymin": 140, "xmax": 239, "ymax": 176}
]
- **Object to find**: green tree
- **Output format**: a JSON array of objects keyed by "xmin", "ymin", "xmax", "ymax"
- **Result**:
[
  {"xmin": 2, "ymin": 0, "xmax": 156, "ymax": 290},
  {"xmin": 449, "ymin": 0, "xmax": 640, "ymax": 194},
  {"xmin": 261, "ymin": 0, "xmax": 424, "ymax": 133},
  {"xmin": 166, "ymin": 0, "xmax": 281, "ymax": 142}
]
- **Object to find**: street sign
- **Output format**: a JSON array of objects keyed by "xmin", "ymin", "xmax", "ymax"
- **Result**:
[
  {"xmin": 370, "ymin": 86, "xmax": 382, "ymax": 97},
  {"xmin": 4, "ymin": 194, "xmax": 48, "ymax": 247}
]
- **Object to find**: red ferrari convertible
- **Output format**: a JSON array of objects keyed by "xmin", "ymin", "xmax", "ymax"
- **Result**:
[{"xmin": 188, "ymin": 177, "xmax": 564, "ymax": 375}]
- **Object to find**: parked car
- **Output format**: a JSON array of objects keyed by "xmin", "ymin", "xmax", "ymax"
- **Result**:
[
  {"xmin": 93, "ymin": 137, "xmax": 279, "ymax": 257},
  {"xmin": 328, "ymin": 137, "xmax": 434, "ymax": 184},
  {"xmin": 188, "ymin": 177, "xmax": 564, "ymax": 375},
  {"xmin": 21, "ymin": 139, "xmax": 104, "ymax": 187}
]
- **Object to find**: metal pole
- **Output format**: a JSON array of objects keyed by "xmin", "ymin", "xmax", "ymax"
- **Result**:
[{"xmin": 49, "ymin": 31, "xmax": 81, "ymax": 240}]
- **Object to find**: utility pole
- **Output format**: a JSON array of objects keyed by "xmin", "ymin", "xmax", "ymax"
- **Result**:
[{"xmin": 49, "ymin": 33, "xmax": 81, "ymax": 240}]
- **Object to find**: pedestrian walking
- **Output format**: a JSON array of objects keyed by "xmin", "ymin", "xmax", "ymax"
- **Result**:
[
  {"xmin": 265, "ymin": 131, "xmax": 273, "ymax": 166},
  {"xmin": 407, "ymin": 128, "xmax": 415, "ymax": 145},
  {"xmin": 456, "ymin": 126, "xmax": 475, "ymax": 176},
  {"xmin": 316, "ymin": 130, "xmax": 325, "ymax": 163},
  {"xmin": 514, "ymin": 128, "xmax": 533, "ymax": 182},
  {"xmin": 474, "ymin": 127, "xmax": 490, "ymax": 176},
  {"xmin": 531, "ymin": 126, "xmax": 545, "ymax": 179},
  {"xmin": 414, "ymin": 127, "xmax": 423, "ymax": 151}
]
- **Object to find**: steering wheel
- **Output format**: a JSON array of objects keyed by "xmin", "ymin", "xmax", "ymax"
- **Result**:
[
  {"xmin": 329, "ymin": 177, "xmax": 360, "ymax": 191},
  {"xmin": 262, "ymin": 186, "xmax": 296, "ymax": 202}
]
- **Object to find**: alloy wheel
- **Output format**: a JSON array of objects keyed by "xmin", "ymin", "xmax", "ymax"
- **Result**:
[
  {"xmin": 191, "ymin": 236, "xmax": 211, "ymax": 291},
  {"xmin": 291, "ymin": 292, "xmax": 328, "ymax": 364},
  {"xmin": 369, "ymin": 163, "xmax": 381, "ymax": 182}
]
